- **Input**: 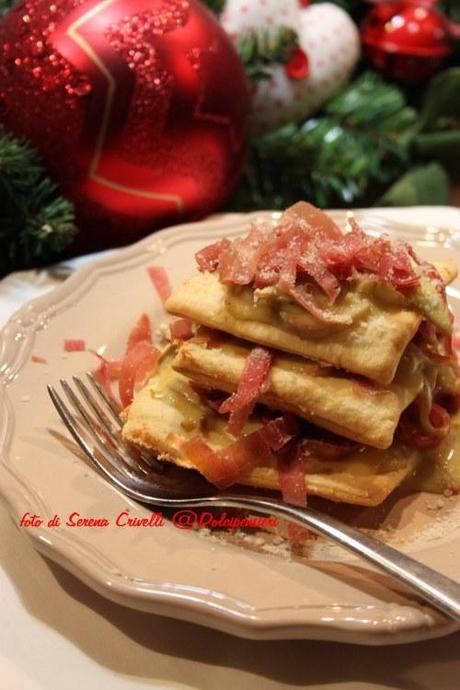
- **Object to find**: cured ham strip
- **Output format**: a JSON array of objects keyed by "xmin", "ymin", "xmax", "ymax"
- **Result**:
[
  {"xmin": 219, "ymin": 346, "xmax": 273, "ymax": 436},
  {"xmin": 277, "ymin": 440, "xmax": 309, "ymax": 543},
  {"xmin": 183, "ymin": 415, "xmax": 297, "ymax": 489},
  {"xmin": 170, "ymin": 318, "xmax": 194, "ymax": 341},
  {"xmin": 379, "ymin": 246, "xmax": 419, "ymax": 290},
  {"xmin": 89, "ymin": 350, "xmax": 122, "ymax": 380},
  {"xmin": 453, "ymin": 332, "xmax": 460, "ymax": 354},
  {"xmin": 148, "ymin": 265, "xmax": 172, "ymax": 302},
  {"xmin": 215, "ymin": 429, "xmax": 274, "ymax": 488},
  {"xmin": 92, "ymin": 356, "xmax": 118, "ymax": 405},
  {"xmin": 262, "ymin": 415, "xmax": 299, "ymax": 451},
  {"xmin": 218, "ymin": 221, "xmax": 274, "ymax": 285},
  {"xmin": 301, "ymin": 438, "xmax": 356, "ymax": 460},
  {"xmin": 277, "ymin": 441, "xmax": 307, "ymax": 507},
  {"xmin": 194, "ymin": 203, "xmax": 431, "ymax": 321},
  {"xmin": 400, "ymin": 400, "xmax": 451, "ymax": 451},
  {"xmin": 417, "ymin": 322, "xmax": 454, "ymax": 363},
  {"xmin": 196, "ymin": 239, "xmax": 231, "ymax": 272},
  {"xmin": 321, "ymin": 221, "xmax": 389, "ymax": 277},
  {"xmin": 283, "ymin": 201, "xmax": 343, "ymax": 241},
  {"xmin": 297, "ymin": 254, "xmax": 340, "ymax": 303},
  {"xmin": 302, "ymin": 439, "xmax": 357, "ymax": 460},
  {"xmin": 182, "ymin": 430, "xmax": 271, "ymax": 489},
  {"xmin": 252, "ymin": 230, "xmax": 292, "ymax": 287},
  {"xmin": 31, "ymin": 355, "xmax": 47, "ymax": 364},
  {"xmin": 64, "ymin": 339, "xmax": 86, "ymax": 352},
  {"xmin": 181, "ymin": 436, "xmax": 219, "ymax": 478},
  {"xmin": 126, "ymin": 313, "xmax": 152, "ymax": 353},
  {"xmin": 90, "ymin": 310, "xmax": 157, "ymax": 407},
  {"xmin": 277, "ymin": 227, "xmax": 309, "ymax": 291},
  {"xmin": 119, "ymin": 340, "xmax": 161, "ymax": 408}
]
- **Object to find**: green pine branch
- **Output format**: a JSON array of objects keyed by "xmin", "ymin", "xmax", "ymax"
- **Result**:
[
  {"xmin": 229, "ymin": 72, "xmax": 419, "ymax": 211},
  {"xmin": 0, "ymin": 0, "xmax": 455, "ymax": 267},
  {"xmin": 236, "ymin": 26, "xmax": 299, "ymax": 83},
  {"xmin": 0, "ymin": 127, "xmax": 77, "ymax": 277},
  {"xmin": 202, "ymin": 0, "xmax": 225, "ymax": 15},
  {"xmin": 0, "ymin": 0, "xmax": 15, "ymax": 15}
]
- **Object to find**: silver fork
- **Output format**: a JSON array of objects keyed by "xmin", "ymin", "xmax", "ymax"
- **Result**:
[{"xmin": 48, "ymin": 374, "xmax": 460, "ymax": 623}]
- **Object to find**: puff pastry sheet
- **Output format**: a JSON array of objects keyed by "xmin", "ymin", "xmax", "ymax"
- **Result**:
[
  {"xmin": 165, "ymin": 264, "xmax": 456, "ymax": 385},
  {"xmin": 122, "ymin": 356, "xmax": 418, "ymax": 507},
  {"xmin": 172, "ymin": 332, "xmax": 425, "ymax": 449}
]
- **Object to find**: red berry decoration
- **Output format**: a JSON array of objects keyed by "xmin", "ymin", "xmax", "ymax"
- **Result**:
[
  {"xmin": 284, "ymin": 47, "xmax": 309, "ymax": 81},
  {"xmin": 361, "ymin": 1, "xmax": 460, "ymax": 82},
  {"xmin": 0, "ymin": 0, "xmax": 251, "ymax": 251}
]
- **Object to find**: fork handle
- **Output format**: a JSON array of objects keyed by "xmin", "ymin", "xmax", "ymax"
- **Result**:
[{"xmin": 185, "ymin": 494, "xmax": 460, "ymax": 622}]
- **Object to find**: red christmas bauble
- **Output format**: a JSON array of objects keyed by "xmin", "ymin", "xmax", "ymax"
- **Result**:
[
  {"xmin": 0, "ymin": 0, "xmax": 251, "ymax": 251},
  {"xmin": 361, "ymin": 1, "xmax": 457, "ymax": 82}
]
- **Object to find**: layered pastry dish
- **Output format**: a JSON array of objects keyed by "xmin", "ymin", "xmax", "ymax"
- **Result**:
[{"xmin": 121, "ymin": 203, "xmax": 460, "ymax": 509}]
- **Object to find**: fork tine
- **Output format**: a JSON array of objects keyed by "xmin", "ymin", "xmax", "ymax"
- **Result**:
[
  {"xmin": 73, "ymin": 375, "xmax": 120, "ymax": 440},
  {"xmin": 48, "ymin": 385, "xmax": 130, "ymax": 483},
  {"xmin": 72, "ymin": 375, "xmax": 156, "ymax": 476},
  {"xmin": 59, "ymin": 379, "xmax": 144, "ymax": 480},
  {"xmin": 85, "ymin": 371, "xmax": 122, "ymax": 426},
  {"xmin": 48, "ymin": 385, "xmax": 159, "ymax": 502},
  {"xmin": 48, "ymin": 384, "xmax": 102, "ymax": 468},
  {"xmin": 84, "ymin": 372, "xmax": 165, "ymax": 472}
]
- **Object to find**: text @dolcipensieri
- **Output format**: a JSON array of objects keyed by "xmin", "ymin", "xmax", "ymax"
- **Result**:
[{"xmin": 18, "ymin": 511, "xmax": 279, "ymax": 531}]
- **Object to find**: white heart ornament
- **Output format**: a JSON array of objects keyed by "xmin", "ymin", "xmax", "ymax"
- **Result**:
[
  {"xmin": 221, "ymin": 0, "xmax": 299, "ymax": 37},
  {"xmin": 221, "ymin": 1, "xmax": 360, "ymax": 132}
]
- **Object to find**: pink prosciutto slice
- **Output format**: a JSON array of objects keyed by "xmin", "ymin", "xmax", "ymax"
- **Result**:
[
  {"xmin": 64, "ymin": 339, "xmax": 86, "ymax": 352},
  {"xmin": 31, "ymin": 354, "xmax": 47, "ymax": 364},
  {"xmin": 90, "ymin": 311, "xmax": 156, "ymax": 405},
  {"xmin": 89, "ymin": 350, "xmax": 122, "ymax": 380},
  {"xmin": 170, "ymin": 318, "xmax": 194, "ymax": 341},
  {"xmin": 262, "ymin": 415, "xmax": 299, "ymax": 451},
  {"xmin": 148, "ymin": 265, "xmax": 172, "ymax": 302},
  {"xmin": 119, "ymin": 340, "xmax": 161, "ymax": 408},
  {"xmin": 219, "ymin": 346, "xmax": 273, "ymax": 436},
  {"xmin": 284, "ymin": 201, "xmax": 343, "ymax": 241},
  {"xmin": 277, "ymin": 441, "xmax": 307, "ymax": 507},
  {"xmin": 92, "ymin": 355, "xmax": 119, "ymax": 405},
  {"xmin": 218, "ymin": 221, "xmax": 275, "ymax": 285},
  {"xmin": 126, "ymin": 313, "xmax": 152, "ymax": 353},
  {"xmin": 196, "ymin": 239, "xmax": 231, "ymax": 272},
  {"xmin": 301, "ymin": 438, "xmax": 356, "ymax": 460},
  {"xmin": 182, "ymin": 430, "xmax": 271, "ymax": 489},
  {"xmin": 193, "ymin": 204, "xmax": 435, "ymax": 324},
  {"xmin": 182, "ymin": 415, "xmax": 297, "ymax": 489},
  {"xmin": 277, "ymin": 440, "xmax": 309, "ymax": 543}
]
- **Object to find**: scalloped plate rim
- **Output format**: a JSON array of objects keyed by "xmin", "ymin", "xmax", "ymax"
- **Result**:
[{"xmin": 1, "ymin": 210, "xmax": 459, "ymax": 645}]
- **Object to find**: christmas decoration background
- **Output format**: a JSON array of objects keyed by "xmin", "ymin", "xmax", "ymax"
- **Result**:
[
  {"xmin": 0, "ymin": 0, "xmax": 251, "ymax": 254},
  {"xmin": 0, "ymin": 0, "xmax": 459, "ymax": 277},
  {"xmin": 221, "ymin": 0, "xmax": 360, "ymax": 132},
  {"xmin": 361, "ymin": 0, "xmax": 460, "ymax": 82}
]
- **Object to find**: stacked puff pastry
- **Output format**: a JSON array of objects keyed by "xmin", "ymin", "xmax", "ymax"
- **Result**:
[{"xmin": 122, "ymin": 203, "xmax": 459, "ymax": 507}]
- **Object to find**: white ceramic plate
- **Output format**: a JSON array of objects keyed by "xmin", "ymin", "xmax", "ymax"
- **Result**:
[{"xmin": 1, "ymin": 210, "xmax": 460, "ymax": 645}]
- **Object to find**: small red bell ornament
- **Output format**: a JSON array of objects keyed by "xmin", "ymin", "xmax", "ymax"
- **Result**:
[
  {"xmin": 0, "ymin": 0, "xmax": 251, "ymax": 251},
  {"xmin": 361, "ymin": 0, "xmax": 460, "ymax": 82}
]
